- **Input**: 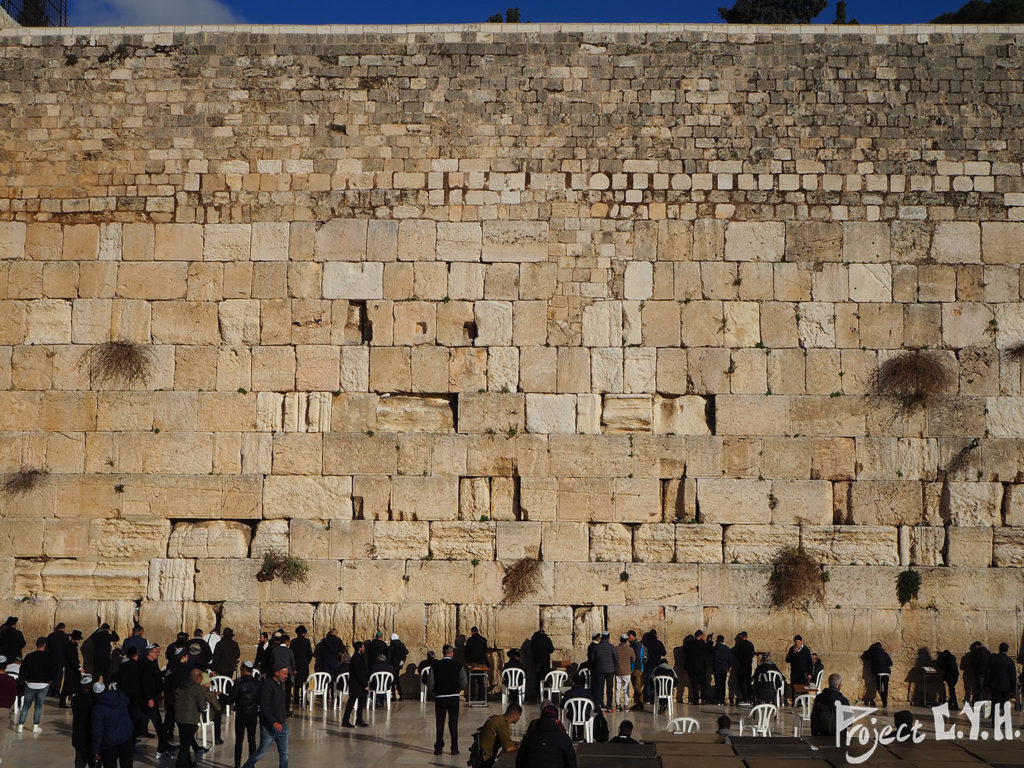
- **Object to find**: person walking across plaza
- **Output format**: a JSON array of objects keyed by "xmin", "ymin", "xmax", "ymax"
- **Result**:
[
  {"xmin": 226, "ymin": 662, "xmax": 260, "ymax": 768},
  {"xmin": 242, "ymin": 665, "xmax": 290, "ymax": 768},
  {"xmin": 433, "ymin": 643, "xmax": 467, "ymax": 756},
  {"xmin": 18, "ymin": 636, "xmax": 54, "ymax": 732}
]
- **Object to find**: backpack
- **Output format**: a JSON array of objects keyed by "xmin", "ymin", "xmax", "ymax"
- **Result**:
[
  {"xmin": 593, "ymin": 710, "xmax": 609, "ymax": 743},
  {"xmin": 467, "ymin": 727, "xmax": 487, "ymax": 768}
]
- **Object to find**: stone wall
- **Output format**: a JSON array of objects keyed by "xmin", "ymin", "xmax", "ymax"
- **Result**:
[{"xmin": 1, "ymin": 24, "xmax": 1023, "ymax": 700}]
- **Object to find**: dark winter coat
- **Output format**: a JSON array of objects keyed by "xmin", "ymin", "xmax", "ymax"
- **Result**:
[
  {"xmin": 92, "ymin": 690, "xmax": 134, "ymax": 753},
  {"xmin": 515, "ymin": 717, "xmax": 577, "ymax": 768},
  {"xmin": 225, "ymin": 674, "xmax": 261, "ymax": 718},
  {"xmin": 786, "ymin": 644, "xmax": 813, "ymax": 684},
  {"xmin": 212, "ymin": 636, "xmax": 241, "ymax": 678}
]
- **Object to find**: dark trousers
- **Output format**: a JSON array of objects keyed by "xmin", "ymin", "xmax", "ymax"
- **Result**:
[
  {"xmin": 141, "ymin": 703, "xmax": 167, "ymax": 749},
  {"xmin": 686, "ymin": 667, "xmax": 705, "ymax": 703},
  {"xmin": 50, "ymin": 664, "xmax": 65, "ymax": 696},
  {"xmin": 945, "ymin": 680, "xmax": 959, "ymax": 709},
  {"xmin": 163, "ymin": 699, "xmax": 177, "ymax": 744},
  {"xmin": 75, "ymin": 747, "xmax": 95, "ymax": 768},
  {"xmin": 342, "ymin": 691, "xmax": 367, "ymax": 724},
  {"xmin": 434, "ymin": 696, "xmax": 460, "ymax": 752},
  {"xmin": 292, "ymin": 670, "xmax": 308, "ymax": 705},
  {"xmin": 875, "ymin": 674, "xmax": 890, "ymax": 707},
  {"xmin": 737, "ymin": 666, "xmax": 752, "ymax": 702},
  {"xmin": 714, "ymin": 669, "xmax": 728, "ymax": 704},
  {"xmin": 175, "ymin": 723, "xmax": 198, "ymax": 768},
  {"xmin": 234, "ymin": 714, "xmax": 258, "ymax": 768},
  {"xmin": 101, "ymin": 740, "xmax": 133, "ymax": 768},
  {"xmin": 62, "ymin": 668, "xmax": 82, "ymax": 702},
  {"xmin": 591, "ymin": 672, "xmax": 611, "ymax": 709}
]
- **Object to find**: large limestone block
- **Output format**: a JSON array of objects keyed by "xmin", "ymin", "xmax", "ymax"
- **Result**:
[
  {"xmin": 916, "ymin": 567, "xmax": 1024, "ymax": 611},
  {"xmin": 589, "ymin": 523, "xmax": 632, "ymax": 562},
  {"xmin": 623, "ymin": 262, "xmax": 653, "ymax": 300},
  {"xmin": 625, "ymin": 563, "xmax": 700, "ymax": 605},
  {"xmin": 946, "ymin": 527, "xmax": 993, "ymax": 566},
  {"xmin": 148, "ymin": 559, "xmax": 195, "ymax": 601},
  {"xmin": 941, "ymin": 303, "xmax": 993, "ymax": 348},
  {"xmin": 582, "ymin": 301, "xmax": 623, "ymax": 347},
  {"xmin": 946, "ymin": 482, "xmax": 1002, "ymax": 525},
  {"xmin": 90, "ymin": 518, "xmax": 170, "ymax": 559},
  {"xmin": 984, "ymin": 397, "xmax": 1024, "ymax": 438},
  {"xmin": 613, "ymin": 477, "xmax": 661, "ymax": 523},
  {"xmin": 0, "ymin": 221, "xmax": 26, "ymax": 259},
  {"xmin": 0, "ymin": 519, "xmax": 44, "ymax": 556},
  {"xmin": 723, "ymin": 525, "xmax": 800, "ymax": 564},
  {"xmin": 151, "ymin": 301, "xmax": 218, "ymax": 345},
  {"xmin": 474, "ymin": 301, "xmax": 513, "ymax": 346},
  {"xmin": 391, "ymin": 476, "xmax": 458, "ymax": 521},
  {"xmin": 602, "ymin": 395, "xmax": 652, "ymax": 433},
  {"xmin": 556, "ymin": 478, "xmax": 614, "ymax": 522},
  {"xmin": 25, "ymin": 299, "xmax": 72, "ymax": 344},
  {"xmin": 204, "ymin": 223, "xmax": 251, "ymax": 261},
  {"xmin": 120, "ymin": 475, "xmax": 262, "ymax": 519},
  {"xmin": 541, "ymin": 521, "xmax": 589, "ymax": 561},
  {"xmin": 322, "ymin": 262, "xmax": 383, "ymax": 299},
  {"xmin": 250, "ymin": 520, "xmax": 289, "ymax": 559},
  {"xmin": 993, "ymin": 528, "xmax": 1024, "ymax": 566},
  {"xmin": 481, "ymin": 220, "xmax": 547, "ymax": 262},
  {"xmin": 168, "ymin": 521, "xmax": 251, "ymax": 558},
  {"xmin": 786, "ymin": 221, "xmax": 842, "ymax": 262},
  {"xmin": 803, "ymin": 525, "xmax": 899, "ymax": 565},
  {"xmin": 429, "ymin": 521, "xmax": 495, "ymax": 560},
  {"xmin": 525, "ymin": 394, "xmax": 576, "ymax": 434},
  {"xmin": 371, "ymin": 521, "xmax": 430, "ymax": 560},
  {"xmin": 770, "ymin": 480, "xmax": 833, "ymax": 525},
  {"xmin": 931, "ymin": 221, "xmax": 980, "ymax": 263},
  {"xmin": 552, "ymin": 562, "xmax": 626, "ymax": 605},
  {"xmin": 270, "ymin": 433, "xmax": 322, "ymax": 476},
  {"xmin": 907, "ymin": 526, "xmax": 945, "ymax": 566},
  {"xmin": 590, "ymin": 348, "xmax": 623, "ymax": 393},
  {"xmin": 265, "ymin": 559, "xmax": 343, "ymax": 603},
  {"xmin": 291, "ymin": 519, "xmax": 373, "ymax": 560},
  {"xmin": 632, "ymin": 523, "xmax": 675, "ymax": 562},
  {"xmin": 323, "ymin": 433, "xmax": 398, "ymax": 475},
  {"xmin": 653, "ymin": 395, "xmax": 710, "ymax": 435},
  {"xmin": 436, "ymin": 222, "xmax": 481, "ymax": 262},
  {"xmin": 377, "ymin": 395, "xmax": 454, "ymax": 433},
  {"xmin": 311, "ymin": 603, "xmax": 355, "ymax": 643},
  {"xmin": 697, "ymin": 479, "xmax": 771, "ymax": 524},
  {"xmin": 402, "ymin": 560, "xmax": 471, "ymax": 604},
  {"xmin": 848, "ymin": 263, "xmax": 892, "ymax": 302},
  {"xmin": 1004, "ymin": 484, "xmax": 1024, "ymax": 527},
  {"xmin": 261, "ymin": 602, "xmax": 315, "ymax": 631},
  {"xmin": 459, "ymin": 477, "xmax": 490, "ymax": 520},
  {"xmin": 674, "ymin": 523, "xmax": 723, "ymax": 563},
  {"xmin": 797, "ymin": 302, "xmax": 836, "ymax": 348},
  {"xmin": 849, "ymin": 481, "xmax": 924, "ymax": 525},
  {"xmin": 40, "ymin": 561, "xmax": 148, "ymax": 600},
  {"xmin": 699, "ymin": 563, "xmax": 772, "ymax": 606},
  {"xmin": 314, "ymin": 219, "xmax": 366, "ymax": 261},
  {"xmin": 520, "ymin": 477, "xmax": 557, "ymax": 522},
  {"xmin": 715, "ymin": 395, "xmax": 789, "ymax": 436},
  {"xmin": 725, "ymin": 222, "xmax": 784, "ymax": 262},
  {"xmin": 457, "ymin": 393, "xmax": 525, "ymax": 434},
  {"xmin": 495, "ymin": 521, "xmax": 541, "ymax": 560}
]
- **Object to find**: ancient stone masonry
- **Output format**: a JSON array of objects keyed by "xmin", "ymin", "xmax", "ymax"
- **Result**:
[{"xmin": 1, "ymin": 23, "xmax": 1024, "ymax": 699}]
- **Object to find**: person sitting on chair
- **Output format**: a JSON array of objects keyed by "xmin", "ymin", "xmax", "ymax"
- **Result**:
[{"xmin": 608, "ymin": 719, "xmax": 639, "ymax": 744}]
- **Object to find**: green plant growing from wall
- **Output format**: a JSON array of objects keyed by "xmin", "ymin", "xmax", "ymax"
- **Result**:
[
  {"xmin": 256, "ymin": 550, "xmax": 310, "ymax": 585},
  {"xmin": 896, "ymin": 568, "xmax": 922, "ymax": 606},
  {"xmin": 767, "ymin": 545, "xmax": 827, "ymax": 609}
]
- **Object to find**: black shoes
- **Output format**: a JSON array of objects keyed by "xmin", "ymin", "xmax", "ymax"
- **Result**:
[
  {"xmin": 342, "ymin": 722, "xmax": 355, "ymax": 728},
  {"xmin": 356, "ymin": 721, "xmax": 369, "ymax": 727},
  {"xmin": 433, "ymin": 748, "xmax": 443, "ymax": 755}
]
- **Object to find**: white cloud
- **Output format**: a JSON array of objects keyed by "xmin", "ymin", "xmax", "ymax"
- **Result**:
[{"xmin": 72, "ymin": 0, "xmax": 243, "ymax": 26}]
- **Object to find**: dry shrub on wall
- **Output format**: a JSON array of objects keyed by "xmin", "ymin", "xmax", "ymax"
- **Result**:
[
  {"xmin": 767, "ymin": 545, "xmax": 828, "ymax": 610},
  {"xmin": 871, "ymin": 350, "xmax": 954, "ymax": 414},
  {"xmin": 256, "ymin": 550, "xmax": 310, "ymax": 585},
  {"xmin": 82, "ymin": 340, "xmax": 153, "ymax": 388},
  {"xmin": 2, "ymin": 468, "xmax": 47, "ymax": 497},
  {"xmin": 501, "ymin": 557, "xmax": 543, "ymax": 605}
]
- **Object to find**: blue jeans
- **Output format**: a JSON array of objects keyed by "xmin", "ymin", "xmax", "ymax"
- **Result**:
[
  {"xmin": 19, "ymin": 685, "xmax": 48, "ymax": 724},
  {"xmin": 241, "ymin": 722, "xmax": 288, "ymax": 768}
]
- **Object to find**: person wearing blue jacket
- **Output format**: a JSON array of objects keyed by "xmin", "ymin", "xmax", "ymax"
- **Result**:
[{"xmin": 91, "ymin": 682, "xmax": 134, "ymax": 768}]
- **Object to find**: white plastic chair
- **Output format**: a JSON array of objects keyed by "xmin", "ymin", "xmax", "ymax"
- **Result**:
[
  {"xmin": 368, "ymin": 671, "xmax": 394, "ymax": 713},
  {"xmin": 563, "ymin": 697, "xmax": 595, "ymax": 743},
  {"xmin": 251, "ymin": 669, "xmax": 261, "ymax": 679},
  {"xmin": 501, "ymin": 667, "xmax": 526, "ymax": 707},
  {"xmin": 419, "ymin": 667, "xmax": 431, "ymax": 704},
  {"xmin": 333, "ymin": 673, "xmax": 350, "ymax": 711},
  {"xmin": 197, "ymin": 703, "xmax": 215, "ymax": 747},
  {"xmin": 9, "ymin": 670, "xmax": 21, "ymax": 717},
  {"xmin": 304, "ymin": 671, "xmax": 331, "ymax": 711},
  {"xmin": 793, "ymin": 693, "xmax": 813, "ymax": 722},
  {"xmin": 653, "ymin": 675, "xmax": 675, "ymax": 717},
  {"xmin": 579, "ymin": 668, "xmax": 591, "ymax": 688},
  {"xmin": 666, "ymin": 716, "xmax": 699, "ymax": 734},
  {"xmin": 739, "ymin": 704, "xmax": 776, "ymax": 737},
  {"xmin": 813, "ymin": 670, "xmax": 824, "ymax": 691},
  {"xmin": 210, "ymin": 676, "xmax": 233, "ymax": 718},
  {"xmin": 541, "ymin": 669, "xmax": 568, "ymax": 702},
  {"xmin": 763, "ymin": 669, "xmax": 785, "ymax": 714}
]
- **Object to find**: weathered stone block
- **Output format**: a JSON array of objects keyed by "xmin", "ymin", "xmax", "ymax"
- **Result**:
[
  {"xmin": 946, "ymin": 527, "xmax": 992, "ymax": 567},
  {"xmin": 674, "ymin": 523, "xmax": 723, "ymax": 563},
  {"xmin": 322, "ymin": 262, "xmax": 383, "ymax": 300},
  {"xmin": 90, "ymin": 518, "xmax": 170, "ymax": 559},
  {"xmin": 429, "ymin": 521, "xmax": 495, "ymax": 560},
  {"xmin": 148, "ymin": 559, "xmax": 195, "ymax": 601},
  {"xmin": 697, "ymin": 479, "xmax": 771, "ymax": 524},
  {"xmin": 803, "ymin": 525, "xmax": 899, "ymax": 565},
  {"xmin": 525, "ymin": 393, "xmax": 576, "ymax": 434},
  {"xmin": 602, "ymin": 394, "xmax": 652, "ymax": 433},
  {"xmin": 993, "ymin": 528, "xmax": 1024, "ymax": 567},
  {"xmin": 168, "ymin": 521, "xmax": 252, "ymax": 558},
  {"xmin": 481, "ymin": 220, "xmax": 547, "ymax": 263},
  {"xmin": 391, "ymin": 476, "xmax": 458, "ymax": 521},
  {"xmin": 725, "ymin": 221, "xmax": 784, "ymax": 262}
]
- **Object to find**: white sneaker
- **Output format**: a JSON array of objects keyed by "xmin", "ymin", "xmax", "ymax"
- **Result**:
[
  {"xmin": 32, "ymin": 724, "xmax": 42, "ymax": 733},
  {"xmin": 16, "ymin": 724, "xmax": 23, "ymax": 732}
]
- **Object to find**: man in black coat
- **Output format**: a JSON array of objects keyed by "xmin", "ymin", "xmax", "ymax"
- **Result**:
[
  {"xmin": 60, "ymin": 630, "xmax": 83, "ymax": 708},
  {"xmin": 71, "ymin": 676, "xmax": 97, "ymax": 768},
  {"xmin": 733, "ymin": 631, "xmax": 756, "ymax": 704},
  {"xmin": 226, "ymin": 661, "xmax": 260, "ymax": 768},
  {"xmin": 114, "ymin": 646, "xmax": 143, "ymax": 739},
  {"xmin": 682, "ymin": 630, "xmax": 707, "ymax": 704},
  {"xmin": 642, "ymin": 629, "xmax": 667, "ymax": 705},
  {"xmin": 46, "ymin": 622, "xmax": 69, "ymax": 698},
  {"xmin": 386, "ymin": 632, "xmax": 408, "ymax": 701},
  {"xmin": 937, "ymin": 649, "xmax": 960, "ymax": 709},
  {"xmin": 241, "ymin": 665, "xmax": 289, "ymax": 768},
  {"xmin": 786, "ymin": 635, "xmax": 813, "ymax": 695},
  {"xmin": 90, "ymin": 623, "xmax": 119, "ymax": 682},
  {"xmin": 0, "ymin": 616, "xmax": 25, "ymax": 663},
  {"xmin": 515, "ymin": 703, "xmax": 576, "ymax": 768},
  {"xmin": 988, "ymin": 642, "xmax": 1017, "ymax": 709},
  {"xmin": 366, "ymin": 631, "xmax": 387, "ymax": 667},
  {"xmin": 531, "ymin": 629, "xmax": 554, "ymax": 700},
  {"xmin": 140, "ymin": 644, "xmax": 172, "ymax": 756},
  {"xmin": 861, "ymin": 641, "xmax": 893, "ymax": 708},
  {"xmin": 969, "ymin": 641, "xmax": 991, "ymax": 700},
  {"xmin": 290, "ymin": 626, "xmax": 313, "ymax": 706},
  {"xmin": 319, "ymin": 629, "xmax": 345, "ymax": 679},
  {"xmin": 162, "ymin": 647, "xmax": 192, "ymax": 748},
  {"xmin": 213, "ymin": 628, "xmax": 241, "ymax": 678},
  {"xmin": 465, "ymin": 626, "xmax": 489, "ymax": 701},
  {"xmin": 341, "ymin": 641, "xmax": 370, "ymax": 728},
  {"xmin": 433, "ymin": 644, "xmax": 467, "ymax": 756},
  {"xmin": 186, "ymin": 629, "xmax": 213, "ymax": 670}
]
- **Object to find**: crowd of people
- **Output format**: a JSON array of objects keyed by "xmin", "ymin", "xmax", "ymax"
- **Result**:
[{"xmin": 0, "ymin": 614, "xmax": 1021, "ymax": 768}]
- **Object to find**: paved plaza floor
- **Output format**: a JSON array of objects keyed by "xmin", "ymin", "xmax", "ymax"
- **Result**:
[{"xmin": 3, "ymin": 696, "xmax": 1023, "ymax": 767}]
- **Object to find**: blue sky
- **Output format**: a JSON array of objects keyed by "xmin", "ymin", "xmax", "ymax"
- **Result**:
[{"xmin": 70, "ymin": 0, "xmax": 971, "ymax": 27}]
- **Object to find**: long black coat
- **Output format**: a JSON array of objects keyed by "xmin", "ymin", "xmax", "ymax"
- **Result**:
[
  {"xmin": 786, "ymin": 644, "xmax": 813, "ymax": 684},
  {"xmin": 988, "ymin": 653, "xmax": 1017, "ymax": 694}
]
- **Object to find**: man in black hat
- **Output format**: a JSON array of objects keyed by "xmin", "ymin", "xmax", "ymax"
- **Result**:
[
  {"xmin": 60, "ymin": 630, "xmax": 84, "ymax": 708},
  {"xmin": 46, "ymin": 622, "xmax": 69, "ymax": 698},
  {"xmin": 90, "ymin": 623, "xmax": 119, "ymax": 682},
  {"xmin": 290, "ymin": 626, "xmax": 312, "ymax": 707},
  {"xmin": 0, "ymin": 616, "xmax": 25, "ymax": 664}
]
